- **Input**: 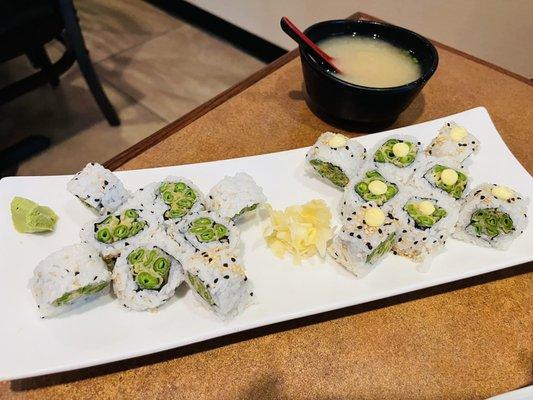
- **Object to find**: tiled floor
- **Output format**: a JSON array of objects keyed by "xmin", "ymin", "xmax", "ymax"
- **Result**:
[{"xmin": 0, "ymin": 0, "xmax": 264, "ymax": 176}]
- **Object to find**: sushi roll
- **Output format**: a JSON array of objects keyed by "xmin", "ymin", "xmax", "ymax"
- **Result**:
[
  {"xmin": 80, "ymin": 207, "xmax": 154, "ymax": 264},
  {"xmin": 182, "ymin": 248, "xmax": 253, "ymax": 318},
  {"xmin": 306, "ymin": 131, "xmax": 366, "ymax": 188},
  {"xmin": 341, "ymin": 167, "xmax": 399, "ymax": 215},
  {"xmin": 425, "ymin": 122, "xmax": 480, "ymax": 163},
  {"xmin": 67, "ymin": 162, "xmax": 130, "ymax": 215},
  {"xmin": 454, "ymin": 183, "xmax": 528, "ymax": 250},
  {"xmin": 29, "ymin": 244, "xmax": 111, "ymax": 318},
  {"xmin": 170, "ymin": 210, "xmax": 240, "ymax": 252},
  {"xmin": 412, "ymin": 158, "xmax": 470, "ymax": 200},
  {"xmin": 112, "ymin": 240, "xmax": 184, "ymax": 311},
  {"xmin": 371, "ymin": 135, "xmax": 423, "ymax": 183},
  {"xmin": 392, "ymin": 188, "xmax": 458, "ymax": 271},
  {"xmin": 328, "ymin": 202, "xmax": 398, "ymax": 278},
  {"xmin": 207, "ymin": 172, "xmax": 267, "ymax": 220}
]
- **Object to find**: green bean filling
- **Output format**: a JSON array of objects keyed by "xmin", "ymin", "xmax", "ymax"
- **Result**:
[
  {"xmin": 425, "ymin": 164, "xmax": 468, "ymax": 199},
  {"xmin": 52, "ymin": 281, "xmax": 108, "ymax": 307},
  {"xmin": 404, "ymin": 201, "xmax": 447, "ymax": 230},
  {"xmin": 159, "ymin": 182, "xmax": 198, "ymax": 220},
  {"xmin": 374, "ymin": 139, "xmax": 418, "ymax": 167},
  {"xmin": 94, "ymin": 209, "xmax": 146, "ymax": 244},
  {"xmin": 127, "ymin": 247, "xmax": 171, "ymax": 290},
  {"xmin": 468, "ymin": 208, "xmax": 514, "ymax": 239},
  {"xmin": 366, "ymin": 233, "xmax": 396, "ymax": 264},
  {"xmin": 186, "ymin": 272, "xmax": 215, "ymax": 306},
  {"xmin": 235, "ymin": 203, "xmax": 258, "ymax": 218},
  {"xmin": 188, "ymin": 217, "xmax": 229, "ymax": 243},
  {"xmin": 309, "ymin": 159, "xmax": 349, "ymax": 187},
  {"xmin": 354, "ymin": 170, "xmax": 398, "ymax": 205}
]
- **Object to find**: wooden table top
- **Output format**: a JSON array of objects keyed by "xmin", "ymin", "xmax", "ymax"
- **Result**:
[{"xmin": 3, "ymin": 13, "xmax": 532, "ymax": 400}]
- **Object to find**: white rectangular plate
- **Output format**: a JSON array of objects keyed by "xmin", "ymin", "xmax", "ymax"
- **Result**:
[{"xmin": 1, "ymin": 107, "xmax": 531, "ymax": 381}]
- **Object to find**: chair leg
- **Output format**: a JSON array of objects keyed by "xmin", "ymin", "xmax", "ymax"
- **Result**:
[
  {"xmin": 58, "ymin": 0, "xmax": 120, "ymax": 126},
  {"xmin": 26, "ymin": 47, "xmax": 60, "ymax": 87}
]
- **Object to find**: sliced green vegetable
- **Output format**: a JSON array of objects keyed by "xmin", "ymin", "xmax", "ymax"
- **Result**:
[
  {"xmin": 366, "ymin": 233, "xmax": 396, "ymax": 264},
  {"xmin": 468, "ymin": 208, "xmax": 514, "ymax": 239},
  {"xmin": 188, "ymin": 217, "xmax": 229, "ymax": 243},
  {"xmin": 127, "ymin": 247, "xmax": 171, "ymax": 291},
  {"xmin": 187, "ymin": 272, "xmax": 215, "ymax": 306},
  {"xmin": 426, "ymin": 164, "xmax": 468, "ymax": 199},
  {"xmin": 354, "ymin": 170, "xmax": 398, "ymax": 205},
  {"xmin": 374, "ymin": 139, "xmax": 418, "ymax": 168},
  {"xmin": 235, "ymin": 203, "xmax": 258, "ymax": 218},
  {"xmin": 404, "ymin": 200, "xmax": 447, "ymax": 230},
  {"xmin": 159, "ymin": 181, "xmax": 198, "ymax": 220},
  {"xmin": 52, "ymin": 281, "xmax": 108, "ymax": 307},
  {"xmin": 11, "ymin": 197, "xmax": 58, "ymax": 233},
  {"xmin": 94, "ymin": 209, "xmax": 146, "ymax": 244},
  {"xmin": 309, "ymin": 159, "xmax": 349, "ymax": 187}
]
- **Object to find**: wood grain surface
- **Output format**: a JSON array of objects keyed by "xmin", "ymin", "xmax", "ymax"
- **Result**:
[{"xmin": 3, "ymin": 13, "xmax": 532, "ymax": 400}]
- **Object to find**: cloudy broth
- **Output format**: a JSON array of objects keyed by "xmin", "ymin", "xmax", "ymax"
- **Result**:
[{"xmin": 318, "ymin": 35, "xmax": 421, "ymax": 88}]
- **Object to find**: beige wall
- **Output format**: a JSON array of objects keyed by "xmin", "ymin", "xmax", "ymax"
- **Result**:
[{"xmin": 189, "ymin": 0, "xmax": 533, "ymax": 78}]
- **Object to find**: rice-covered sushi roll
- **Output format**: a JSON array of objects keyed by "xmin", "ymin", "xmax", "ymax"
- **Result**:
[
  {"xmin": 112, "ymin": 240, "xmax": 184, "ymax": 311},
  {"xmin": 29, "ymin": 244, "xmax": 111, "ymax": 318},
  {"xmin": 392, "ymin": 188, "xmax": 458, "ymax": 271},
  {"xmin": 207, "ymin": 172, "xmax": 266, "ymax": 220},
  {"xmin": 170, "ymin": 210, "xmax": 240, "ymax": 252},
  {"xmin": 328, "ymin": 202, "xmax": 399, "ymax": 278},
  {"xmin": 341, "ymin": 167, "xmax": 400, "ymax": 215},
  {"xmin": 371, "ymin": 135, "xmax": 423, "ymax": 183},
  {"xmin": 67, "ymin": 162, "xmax": 130, "ymax": 215},
  {"xmin": 306, "ymin": 132, "xmax": 366, "ymax": 188},
  {"xmin": 412, "ymin": 158, "xmax": 470, "ymax": 200},
  {"xmin": 454, "ymin": 184, "xmax": 528, "ymax": 250},
  {"xmin": 80, "ymin": 207, "xmax": 154, "ymax": 264},
  {"xmin": 425, "ymin": 122, "xmax": 480, "ymax": 163},
  {"xmin": 182, "ymin": 248, "xmax": 253, "ymax": 318}
]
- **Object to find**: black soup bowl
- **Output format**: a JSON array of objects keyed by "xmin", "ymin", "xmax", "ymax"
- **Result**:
[{"xmin": 300, "ymin": 20, "xmax": 438, "ymax": 131}]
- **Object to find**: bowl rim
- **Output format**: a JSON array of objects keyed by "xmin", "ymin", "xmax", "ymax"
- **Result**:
[{"xmin": 301, "ymin": 19, "xmax": 439, "ymax": 92}]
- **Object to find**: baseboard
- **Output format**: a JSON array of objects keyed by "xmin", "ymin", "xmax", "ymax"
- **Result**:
[{"xmin": 146, "ymin": 0, "xmax": 288, "ymax": 63}]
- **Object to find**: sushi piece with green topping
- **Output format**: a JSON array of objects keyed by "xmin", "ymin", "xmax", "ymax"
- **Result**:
[
  {"xmin": 80, "ymin": 207, "xmax": 155, "ymax": 265},
  {"xmin": 207, "ymin": 172, "xmax": 266, "ymax": 220},
  {"xmin": 328, "ymin": 202, "xmax": 399, "ymax": 278},
  {"xmin": 306, "ymin": 131, "xmax": 366, "ymax": 188},
  {"xmin": 182, "ymin": 248, "xmax": 253, "ymax": 318},
  {"xmin": 29, "ymin": 244, "xmax": 111, "ymax": 317},
  {"xmin": 371, "ymin": 135, "xmax": 423, "ymax": 183},
  {"xmin": 392, "ymin": 188, "xmax": 458, "ymax": 271},
  {"xmin": 169, "ymin": 210, "xmax": 240, "ymax": 253},
  {"xmin": 413, "ymin": 158, "xmax": 470, "ymax": 200},
  {"xmin": 454, "ymin": 183, "xmax": 528, "ymax": 250},
  {"xmin": 112, "ymin": 239, "xmax": 184, "ymax": 311},
  {"xmin": 341, "ymin": 167, "xmax": 400, "ymax": 214}
]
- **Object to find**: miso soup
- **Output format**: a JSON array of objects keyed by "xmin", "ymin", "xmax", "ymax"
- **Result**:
[{"xmin": 317, "ymin": 35, "xmax": 422, "ymax": 88}]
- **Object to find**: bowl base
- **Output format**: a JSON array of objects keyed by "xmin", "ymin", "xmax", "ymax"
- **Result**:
[{"xmin": 304, "ymin": 93, "xmax": 397, "ymax": 133}]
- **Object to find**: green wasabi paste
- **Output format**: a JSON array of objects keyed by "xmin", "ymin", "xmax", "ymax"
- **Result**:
[{"xmin": 11, "ymin": 196, "xmax": 58, "ymax": 233}]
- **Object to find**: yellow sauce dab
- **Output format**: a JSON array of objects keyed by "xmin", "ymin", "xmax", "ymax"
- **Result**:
[
  {"xmin": 418, "ymin": 200, "xmax": 436, "ymax": 216},
  {"xmin": 491, "ymin": 185, "xmax": 513, "ymax": 200},
  {"xmin": 392, "ymin": 142, "xmax": 409, "ymax": 157},
  {"xmin": 264, "ymin": 200, "xmax": 333, "ymax": 265},
  {"xmin": 327, "ymin": 133, "xmax": 348, "ymax": 148},
  {"xmin": 450, "ymin": 126, "xmax": 467, "ymax": 141},
  {"xmin": 364, "ymin": 208, "xmax": 385, "ymax": 227},
  {"xmin": 441, "ymin": 168, "xmax": 459, "ymax": 185}
]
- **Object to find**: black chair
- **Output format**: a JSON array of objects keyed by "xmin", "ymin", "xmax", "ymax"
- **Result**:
[{"xmin": 0, "ymin": 0, "xmax": 120, "ymax": 173}]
